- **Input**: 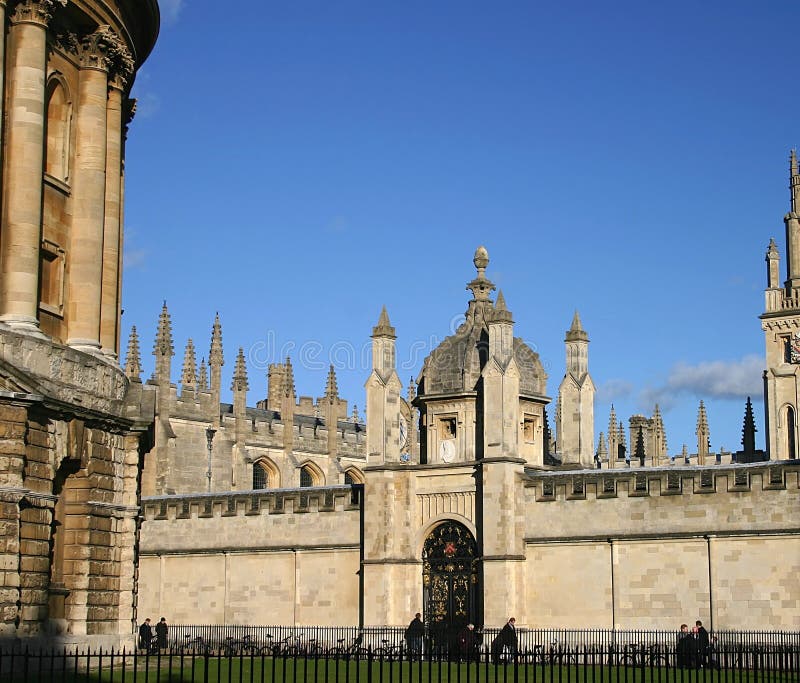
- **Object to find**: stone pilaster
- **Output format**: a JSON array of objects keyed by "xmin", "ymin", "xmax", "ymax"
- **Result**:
[
  {"xmin": 0, "ymin": 0, "xmax": 65, "ymax": 331},
  {"xmin": 99, "ymin": 70, "xmax": 128, "ymax": 357},
  {"xmin": 67, "ymin": 27, "xmax": 115, "ymax": 352}
]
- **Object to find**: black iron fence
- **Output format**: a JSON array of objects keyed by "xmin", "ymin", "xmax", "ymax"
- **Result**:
[{"xmin": 0, "ymin": 628, "xmax": 798, "ymax": 682}]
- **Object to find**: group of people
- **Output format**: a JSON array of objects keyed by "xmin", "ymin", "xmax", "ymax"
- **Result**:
[
  {"xmin": 138, "ymin": 617, "xmax": 169, "ymax": 653},
  {"xmin": 405, "ymin": 613, "xmax": 518, "ymax": 662},
  {"xmin": 677, "ymin": 620, "xmax": 715, "ymax": 669}
]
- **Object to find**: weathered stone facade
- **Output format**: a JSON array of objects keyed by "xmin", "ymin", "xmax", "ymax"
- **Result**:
[
  {"xmin": 138, "ymin": 235, "xmax": 800, "ymax": 632},
  {"xmin": 0, "ymin": 0, "xmax": 159, "ymax": 647}
]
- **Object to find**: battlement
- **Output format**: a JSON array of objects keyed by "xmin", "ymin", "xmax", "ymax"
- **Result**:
[
  {"xmin": 526, "ymin": 460, "xmax": 799, "ymax": 502},
  {"xmin": 142, "ymin": 484, "xmax": 361, "ymax": 521}
]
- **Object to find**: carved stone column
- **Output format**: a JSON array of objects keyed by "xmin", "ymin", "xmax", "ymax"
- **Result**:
[
  {"xmin": 100, "ymin": 55, "xmax": 132, "ymax": 358},
  {"xmin": 0, "ymin": 0, "xmax": 65, "ymax": 332},
  {"xmin": 0, "ymin": 1, "xmax": 8, "ymax": 176},
  {"xmin": 66, "ymin": 27, "xmax": 115, "ymax": 353}
]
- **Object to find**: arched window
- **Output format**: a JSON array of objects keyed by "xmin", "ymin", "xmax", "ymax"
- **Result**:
[
  {"xmin": 299, "ymin": 462, "xmax": 324, "ymax": 487},
  {"xmin": 787, "ymin": 406, "xmax": 796, "ymax": 459},
  {"xmin": 252, "ymin": 458, "xmax": 279, "ymax": 490},
  {"xmin": 253, "ymin": 463, "xmax": 269, "ymax": 489},
  {"xmin": 45, "ymin": 78, "xmax": 71, "ymax": 182},
  {"xmin": 344, "ymin": 468, "xmax": 364, "ymax": 485}
]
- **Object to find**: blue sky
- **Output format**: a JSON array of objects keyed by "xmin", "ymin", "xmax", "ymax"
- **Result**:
[{"xmin": 122, "ymin": 0, "xmax": 800, "ymax": 454}]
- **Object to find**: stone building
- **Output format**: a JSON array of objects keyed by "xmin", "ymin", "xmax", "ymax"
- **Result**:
[
  {"xmin": 137, "ymin": 220, "xmax": 799, "ymax": 631},
  {"xmin": 0, "ymin": 0, "xmax": 159, "ymax": 646}
]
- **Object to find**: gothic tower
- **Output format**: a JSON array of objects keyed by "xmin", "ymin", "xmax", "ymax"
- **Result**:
[
  {"xmin": 761, "ymin": 152, "xmax": 800, "ymax": 460},
  {"xmin": 556, "ymin": 311, "xmax": 595, "ymax": 467}
]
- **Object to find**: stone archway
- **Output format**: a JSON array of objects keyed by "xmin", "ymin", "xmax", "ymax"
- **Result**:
[{"xmin": 422, "ymin": 520, "xmax": 479, "ymax": 650}]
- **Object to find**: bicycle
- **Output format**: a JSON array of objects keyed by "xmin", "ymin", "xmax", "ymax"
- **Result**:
[
  {"xmin": 619, "ymin": 642, "xmax": 668, "ymax": 667},
  {"xmin": 181, "ymin": 634, "xmax": 210, "ymax": 656},
  {"xmin": 265, "ymin": 633, "xmax": 301, "ymax": 656},
  {"xmin": 222, "ymin": 634, "xmax": 261, "ymax": 657},
  {"xmin": 375, "ymin": 639, "xmax": 403, "ymax": 659},
  {"xmin": 330, "ymin": 635, "xmax": 368, "ymax": 659}
]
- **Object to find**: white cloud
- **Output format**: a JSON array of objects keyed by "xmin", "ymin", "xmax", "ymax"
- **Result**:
[
  {"xmin": 160, "ymin": 0, "xmax": 184, "ymax": 25},
  {"xmin": 596, "ymin": 378, "xmax": 634, "ymax": 404},
  {"xmin": 638, "ymin": 355, "xmax": 763, "ymax": 412}
]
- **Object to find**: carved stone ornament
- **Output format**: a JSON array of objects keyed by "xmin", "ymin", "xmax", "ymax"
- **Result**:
[
  {"xmin": 123, "ymin": 97, "xmax": 137, "ymax": 126},
  {"xmin": 79, "ymin": 25, "xmax": 119, "ymax": 71},
  {"xmin": 51, "ymin": 29, "xmax": 79, "ymax": 57},
  {"xmin": 10, "ymin": 0, "xmax": 66, "ymax": 27}
]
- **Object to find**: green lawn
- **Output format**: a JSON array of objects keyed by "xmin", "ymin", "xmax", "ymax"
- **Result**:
[{"xmin": 4, "ymin": 657, "xmax": 800, "ymax": 683}]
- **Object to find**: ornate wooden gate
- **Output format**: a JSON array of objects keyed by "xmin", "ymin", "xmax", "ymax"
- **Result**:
[{"xmin": 422, "ymin": 521, "xmax": 479, "ymax": 646}]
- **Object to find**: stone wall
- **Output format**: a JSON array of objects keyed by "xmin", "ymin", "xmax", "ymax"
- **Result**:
[
  {"xmin": 137, "ymin": 486, "xmax": 361, "ymax": 625},
  {"xmin": 522, "ymin": 463, "xmax": 800, "ymax": 629}
]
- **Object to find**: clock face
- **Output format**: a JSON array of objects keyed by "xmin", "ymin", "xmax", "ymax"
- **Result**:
[{"xmin": 439, "ymin": 439, "xmax": 456, "ymax": 463}]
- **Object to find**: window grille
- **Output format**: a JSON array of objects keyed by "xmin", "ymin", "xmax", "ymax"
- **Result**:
[
  {"xmin": 300, "ymin": 467, "xmax": 313, "ymax": 488},
  {"xmin": 253, "ymin": 464, "xmax": 268, "ymax": 490}
]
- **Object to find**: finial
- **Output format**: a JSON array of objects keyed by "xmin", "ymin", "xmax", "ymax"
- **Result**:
[
  {"xmin": 209, "ymin": 313, "xmax": 224, "ymax": 367},
  {"xmin": 566, "ymin": 310, "xmax": 589, "ymax": 342},
  {"xmin": 231, "ymin": 347, "xmax": 249, "ymax": 392},
  {"xmin": 181, "ymin": 338, "xmax": 197, "ymax": 389},
  {"xmin": 283, "ymin": 356, "xmax": 295, "ymax": 397},
  {"xmin": 407, "ymin": 376, "xmax": 416, "ymax": 403},
  {"xmin": 767, "ymin": 237, "xmax": 780, "ymax": 258},
  {"xmin": 791, "ymin": 149, "xmax": 798, "ymax": 177},
  {"xmin": 466, "ymin": 246, "xmax": 496, "ymax": 302},
  {"xmin": 153, "ymin": 302, "xmax": 174, "ymax": 358},
  {"xmin": 325, "ymin": 364, "xmax": 338, "ymax": 399},
  {"xmin": 124, "ymin": 325, "xmax": 142, "ymax": 382},
  {"xmin": 198, "ymin": 357, "xmax": 208, "ymax": 391},
  {"xmin": 372, "ymin": 306, "xmax": 396, "ymax": 338},
  {"xmin": 596, "ymin": 432, "xmax": 608, "ymax": 458},
  {"xmin": 352, "ymin": 404, "xmax": 360, "ymax": 423}
]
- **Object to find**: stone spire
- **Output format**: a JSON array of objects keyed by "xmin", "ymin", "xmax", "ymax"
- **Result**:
[
  {"xmin": 283, "ymin": 356, "xmax": 295, "ymax": 398},
  {"xmin": 784, "ymin": 150, "xmax": 800, "ymax": 291},
  {"xmin": 696, "ymin": 400, "xmax": 710, "ymax": 465},
  {"xmin": 493, "ymin": 289, "xmax": 513, "ymax": 323},
  {"xmin": 372, "ymin": 306, "xmax": 396, "ymax": 338},
  {"xmin": 618, "ymin": 420, "xmax": 627, "ymax": 463},
  {"xmin": 152, "ymin": 301, "xmax": 173, "ymax": 382},
  {"xmin": 198, "ymin": 357, "xmax": 208, "ymax": 391},
  {"xmin": 607, "ymin": 405, "xmax": 618, "ymax": 468},
  {"xmin": 124, "ymin": 325, "xmax": 142, "ymax": 382},
  {"xmin": 324, "ymin": 364, "xmax": 339, "ymax": 457},
  {"xmin": 652, "ymin": 404, "xmax": 667, "ymax": 465},
  {"xmin": 180, "ymin": 338, "xmax": 197, "ymax": 395},
  {"xmin": 565, "ymin": 310, "xmax": 589, "ymax": 342},
  {"xmin": 596, "ymin": 431, "xmax": 608, "ymax": 467},
  {"xmin": 208, "ymin": 313, "xmax": 224, "ymax": 425},
  {"xmin": 766, "ymin": 237, "xmax": 781, "ymax": 290},
  {"xmin": 325, "ymin": 364, "xmax": 338, "ymax": 400},
  {"xmin": 231, "ymin": 347, "xmax": 248, "ymax": 392}
]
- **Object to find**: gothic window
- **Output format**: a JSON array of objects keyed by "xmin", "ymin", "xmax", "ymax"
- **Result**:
[
  {"xmin": 299, "ymin": 463, "xmax": 324, "ymax": 487},
  {"xmin": 787, "ymin": 406, "xmax": 796, "ymax": 459},
  {"xmin": 300, "ymin": 467, "xmax": 313, "ymax": 487},
  {"xmin": 253, "ymin": 463, "xmax": 269, "ymax": 490},
  {"xmin": 344, "ymin": 468, "xmax": 364, "ymax": 485},
  {"xmin": 45, "ymin": 77, "xmax": 71, "ymax": 182}
]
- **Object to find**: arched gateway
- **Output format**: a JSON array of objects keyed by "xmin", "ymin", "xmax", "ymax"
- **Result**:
[{"xmin": 422, "ymin": 521, "xmax": 480, "ymax": 643}]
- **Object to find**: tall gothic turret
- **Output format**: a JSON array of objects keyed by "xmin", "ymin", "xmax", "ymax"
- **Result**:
[
  {"xmin": 365, "ymin": 307, "xmax": 402, "ymax": 464},
  {"xmin": 124, "ymin": 325, "xmax": 142, "ymax": 382},
  {"xmin": 181, "ymin": 338, "xmax": 197, "ymax": 397},
  {"xmin": 325, "ymin": 364, "xmax": 339, "ymax": 458},
  {"xmin": 556, "ymin": 311, "xmax": 595, "ymax": 467},
  {"xmin": 209, "ymin": 313, "xmax": 224, "ymax": 426},
  {"xmin": 761, "ymin": 153, "xmax": 800, "ymax": 460},
  {"xmin": 696, "ymin": 400, "xmax": 710, "ymax": 465}
]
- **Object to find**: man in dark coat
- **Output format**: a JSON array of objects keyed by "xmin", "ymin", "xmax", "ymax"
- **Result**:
[
  {"xmin": 457, "ymin": 623, "xmax": 477, "ymax": 661},
  {"xmin": 138, "ymin": 618, "xmax": 153, "ymax": 652},
  {"xmin": 677, "ymin": 624, "xmax": 697, "ymax": 669},
  {"xmin": 696, "ymin": 620, "xmax": 710, "ymax": 667},
  {"xmin": 492, "ymin": 617, "xmax": 518, "ymax": 663},
  {"xmin": 155, "ymin": 617, "xmax": 169, "ymax": 650},
  {"xmin": 405, "ymin": 612, "xmax": 425, "ymax": 659}
]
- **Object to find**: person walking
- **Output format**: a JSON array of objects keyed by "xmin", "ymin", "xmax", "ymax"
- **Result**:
[
  {"xmin": 457, "ymin": 623, "xmax": 477, "ymax": 661},
  {"xmin": 405, "ymin": 612, "xmax": 425, "ymax": 660},
  {"xmin": 676, "ymin": 624, "xmax": 692, "ymax": 668},
  {"xmin": 138, "ymin": 618, "xmax": 153, "ymax": 653},
  {"xmin": 492, "ymin": 617, "xmax": 518, "ymax": 663},
  {"xmin": 155, "ymin": 617, "xmax": 169, "ymax": 650}
]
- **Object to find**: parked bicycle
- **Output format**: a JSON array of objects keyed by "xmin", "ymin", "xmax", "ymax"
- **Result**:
[
  {"xmin": 181, "ymin": 634, "xmax": 210, "ymax": 656},
  {"xmin": 265, "ymin": 633, "xmax": 301, "ymax": 656},
  {"xmin": 222, "ymin": 634, "xmax": 263, "ymax": 657},
  {"xmin": 330, "ymin": 635, "xmax": 368, "ymax": 659},
  {"xmin": 618, "ymin": 642, "xmax": 668, "ymax": 667}
]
